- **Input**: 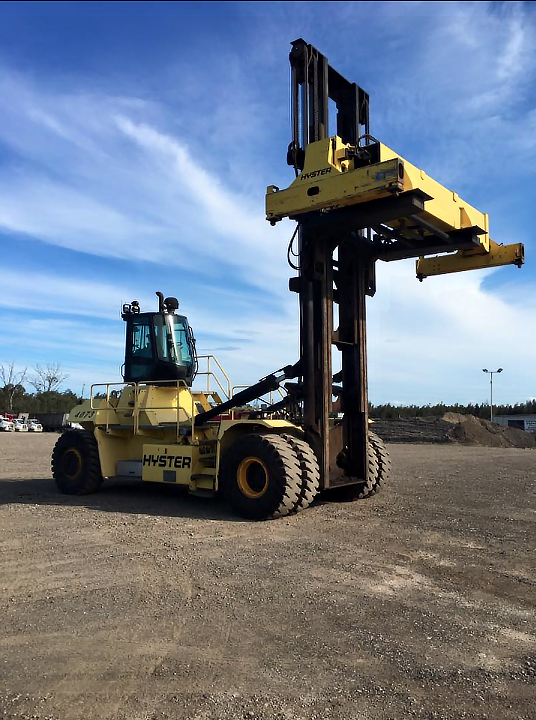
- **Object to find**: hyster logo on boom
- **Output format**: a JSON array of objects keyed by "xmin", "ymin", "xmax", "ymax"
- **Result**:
[
  {"xmin": 142, "ymin": 454, "xmax": 192, "ymax": 469},
  {"xmin": 301, "ymin": 166, "xmax": 332, "ymax": 180}
]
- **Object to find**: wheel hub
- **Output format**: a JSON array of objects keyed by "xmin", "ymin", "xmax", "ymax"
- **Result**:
[
  {"xmin": 237, "ymin": 457, "xmax": 269, "ymax": 498},
  {"xmin": 62, "ymin": 448, "xmax": 82, "ymax": 480}
]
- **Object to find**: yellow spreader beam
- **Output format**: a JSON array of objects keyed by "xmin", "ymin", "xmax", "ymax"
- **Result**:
[
  {"xmin": 266, "ymin": 136, "xmax": 524, "ymax": 278},
  {"xmin": 416, "ymin": 240, "xmax": 524, "ymax": 279}
]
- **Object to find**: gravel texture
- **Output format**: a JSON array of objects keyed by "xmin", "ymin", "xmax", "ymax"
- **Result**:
[{"xmin": 0, "ymin": 433, "xmax": 535, "ymax": 720}]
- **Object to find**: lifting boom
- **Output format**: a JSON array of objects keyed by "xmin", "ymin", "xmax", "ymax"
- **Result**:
[{"xmin": 265, "ymin": 38, "xmax": 524, "ymax": 493}]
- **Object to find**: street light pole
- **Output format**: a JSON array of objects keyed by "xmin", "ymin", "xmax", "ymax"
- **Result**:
[{"xmin": 482, "ymin": 368, "xmax": 503, "ymax": 423}]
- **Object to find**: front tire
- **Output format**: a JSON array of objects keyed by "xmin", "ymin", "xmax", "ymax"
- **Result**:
[
  {"xmin": 326, "ymin": 436, "xmax": 380, "ymax": 502},
  {"xmin": 327, "ymin": 431, "xmax": 391, "ymax": 502},
  {"xmin": 52, "ymin": 430, "xmax": 103, "ymax": 495},
  {"xmin": 282, "ymin": 434, "xmax": 320, "ymax": 511},
  {"xmin": 220, "ymin": 433, "xmax": 301, "ymax": 520}
]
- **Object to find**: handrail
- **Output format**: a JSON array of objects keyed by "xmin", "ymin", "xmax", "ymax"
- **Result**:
[
  {"xmin": 90, "ymin": 382, "xmax": 135, "ymax": 434},
  {"xmin": 90, "ymin": 379, "xmax": 192, "ymax": 442},
  {"xmin": 89, "ymin": 354, "xmax": 235, "ymax": 438},
  {"xmin": 194, "ymin": 354, "xmax": 232, "ymax": 401}
]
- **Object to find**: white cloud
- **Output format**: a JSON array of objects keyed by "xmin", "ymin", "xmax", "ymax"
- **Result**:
[
  {"xmin": 496, "ymin": 10, "xmax": 528, "ymax": 82},
  {"xmin": 368, "ymin": 260, "xmax": 536, "ymax": 404},
  {"xmin": 1, "ymin": 256, "xmax": 533, "ymax": 406},
  {"xmin": 0, "ymin": 2, "xmax": 535, "ymax": 405},
  {"xmin": 0, "ymin": 70, "xmax": 292, "ymax": 287},
  {"xmin": 0, "ymin": 267, "xmax": 299, "ymax": 393},
  {"xmin": 113, "ymin": 115, "xmax": 290, "ymax": 280},
  {"xmin": 355, "ymin": 1, "xmax": 536, "ymax": 190},
  {"xmin": 0, "ymin": 268, "xmax": 152, "ymax": 320}
]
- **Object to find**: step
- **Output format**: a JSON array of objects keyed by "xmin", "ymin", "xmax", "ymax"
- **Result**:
[{"xmin": 188, "ymin": 488, "xmax": 216, "ymax": 499}]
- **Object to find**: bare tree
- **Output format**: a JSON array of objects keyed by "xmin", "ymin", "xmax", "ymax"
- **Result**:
[
  {"xmin": 29, "ymin": 363, "xmax": 69, "ymax": 393},
  {"xmin": 0, "ymin": 362, "xmax": 28, "ymax": 412}
]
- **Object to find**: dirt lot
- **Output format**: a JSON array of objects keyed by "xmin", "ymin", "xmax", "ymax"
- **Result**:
[{"xmin": 1, "ymin": 434, "xmax": 534, "ymax": 720}]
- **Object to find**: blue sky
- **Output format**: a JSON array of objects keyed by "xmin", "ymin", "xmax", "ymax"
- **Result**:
[{"xmin": 0, "ymin": 0, "xmax": 535, "ymax": 405}]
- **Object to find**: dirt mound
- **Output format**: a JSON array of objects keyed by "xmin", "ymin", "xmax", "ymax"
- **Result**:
[
  {"xmin": 441, "ymin": 411, "xmax": 480, "ymax": 425},
  {"xmin": 371, "ymin": 417, "xmax": 455, "ymax": 444},
  {"xmin": 373, "ymin": 414, "xmax": 536, "ymax": 448},
  {"xmin": 446, "ymin": 416, "xmax": 536, "ymax": 449}
]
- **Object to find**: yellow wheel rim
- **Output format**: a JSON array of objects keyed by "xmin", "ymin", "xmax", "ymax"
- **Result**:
[
  {"xmin": 237, "ymin": 457, "xmax": 269, "ymax": 498},
  {"xmin": 63, "ymin": 448, "xmax": 82, "ymax": 480}
]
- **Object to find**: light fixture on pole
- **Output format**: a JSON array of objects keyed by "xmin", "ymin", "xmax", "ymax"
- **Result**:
[{"xmin": 482, "ymin": 368, "xmax": 503, "ymax": 423}]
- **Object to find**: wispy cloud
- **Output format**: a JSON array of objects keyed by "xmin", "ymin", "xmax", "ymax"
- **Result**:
[
  {"xmin": 368, "ymin": 260, "xmax": 536, "ymax": 404},
  {"xmin": 0, "ymin": 267, "xmax": 299, "ymax": 392},
  {"xmin": 0, "ymin": 268, "xmax": 150, "ymax": 320},
  {"xmin": 0, "ymin": 70, "xmax": 292, "ymax": 286},
  {"xmin": 346, "ymin": 1, "xmax": 536, "ymax": 190},
  {"xmin": 0, "ymin": 1, "xmax": 535, "ymax": 404}
]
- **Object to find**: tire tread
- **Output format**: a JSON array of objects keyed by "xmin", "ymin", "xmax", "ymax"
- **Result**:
[
  {"xmin": 52, "ymin": 430, "xmax": 103, "ymax": 495},
  {"xmin": 282, "ymin": 434, "xmax": 320, "ymax": 512},
  {"xmin": 220, "ymin": 433, "xmax": 302, "ymax": 520}
]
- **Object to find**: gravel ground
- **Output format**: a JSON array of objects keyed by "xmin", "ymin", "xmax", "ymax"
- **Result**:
[{"xmin": 0, "ymin": 433, "xmax": 535, "ymax": 720}]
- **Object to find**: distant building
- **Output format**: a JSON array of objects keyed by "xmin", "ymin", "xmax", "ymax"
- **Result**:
[{"xmin": 494, "ymin": 415, "xmax": 536, "ymax": 433}]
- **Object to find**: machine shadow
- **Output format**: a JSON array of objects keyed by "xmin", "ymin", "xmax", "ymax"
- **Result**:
[{"xmin": 0, "ymin": 476, "xmax": 248, "ymax": 522}]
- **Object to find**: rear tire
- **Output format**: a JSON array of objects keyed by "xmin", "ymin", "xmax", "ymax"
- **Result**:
[
  {"xmin": 52, "ymin": 430, "xmax": 103, "ymax": 495},
  {"xmin": 282, "ymin": 434, "xmax": 320, "ymax": 512},
  {"xmin": 368, "ymin": 430, "xmax": 390, "ymax": 495},
  {"xmin": 327, "ymin": 439, "xmax": 379, "ymax": 502},
  {"xmin": 220, "ymin": 433, "xmax": 301, "ymax": 520}
]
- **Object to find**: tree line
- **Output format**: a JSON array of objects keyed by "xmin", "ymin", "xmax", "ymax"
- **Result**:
[
  {"xmin": 369, "ymin": 400, "xmax": 536, "ymax": 420},
  {"xmin": 0, "ymin": 362, "xmax": 79, "ymax": 415},
  {"xmin": 2, "ymin": 359, "xmax": 534, "ymax": 419}
]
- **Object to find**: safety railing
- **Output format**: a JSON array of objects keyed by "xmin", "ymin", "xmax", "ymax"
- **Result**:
[
  {"xmin": 88, "ymin": 363, "xmax": 283, "ymax": 437},
  {"xmin": 90, "ymin": 382, "xmax": 134, "ymax": 435},
  {"xmin": 90, "ymin": 379, "xmax": 195, "ymax": 442},
  {"xmin": 194, "ymin": 355, "xmax": 232, "ymax": 402}
]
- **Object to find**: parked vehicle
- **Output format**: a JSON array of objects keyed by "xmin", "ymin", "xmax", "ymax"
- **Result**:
[
  {"xmin": 0, "ymin": 418, "xmax": 14, "ymax": 432},
  {"xmin": 13, "ymin": 419, "xmax": 29, "ymax": 432},
  {"xmin": 28, "ymin": 419, "xmax": 43, "ymax": 433},
  {"xmin": 32, "ymin": 413, "xmax": 70, "ymax": 432}
]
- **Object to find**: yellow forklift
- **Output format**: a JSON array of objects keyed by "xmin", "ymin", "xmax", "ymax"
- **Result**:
[{"xmin": 52, "ymin": 39, "xmax": 524, "ymax": 519}]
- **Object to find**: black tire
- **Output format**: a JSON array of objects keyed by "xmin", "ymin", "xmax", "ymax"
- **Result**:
[
  {"xmin": 369, "ymin": 430, "xmax": 391, "ymax": 495},
  {"xmin": 282, "ymin": 434, "xmax": 320, "ymax": 512},
  {"xmin": 326, "ymin": 440, "xmax": 379, "ymax": 502},
  {"xmin": 52, "ymin": 430, "xmax": 103, "ymax": 495},
  {"xmin": 220, "ymin": 433, "xmax": 301, "ymax": 520}
]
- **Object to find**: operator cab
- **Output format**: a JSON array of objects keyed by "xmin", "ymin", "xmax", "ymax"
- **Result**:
[{"xmin": 122, "ymin": 292, "xmax": 197, "ymax": 385}]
